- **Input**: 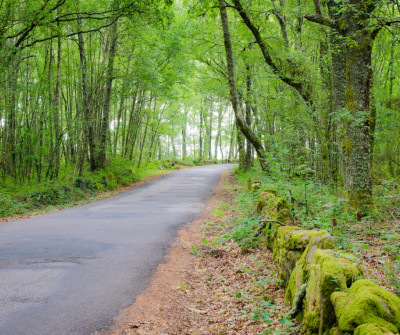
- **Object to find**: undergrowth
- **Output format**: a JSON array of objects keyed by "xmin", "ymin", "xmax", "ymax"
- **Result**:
[
  {"xmin": 0, "ymin": 158, "xmax": 180, "ymax": 219},
  {"xmin": 229, "ymin": 163, "xmax": 400, "ymax": 294},
  {"xmin": 195, "ymin": 184, "xmax": 300, "ymax": 335}
]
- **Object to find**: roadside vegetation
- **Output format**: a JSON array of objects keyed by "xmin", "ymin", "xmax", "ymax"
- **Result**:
[
  {"xmin": 184, "ymin": 165, "xmax": 400, "ymax": 334},
  {"xmin": 228, "ymin": 165, "xmax": 400, "ymax": 296}
]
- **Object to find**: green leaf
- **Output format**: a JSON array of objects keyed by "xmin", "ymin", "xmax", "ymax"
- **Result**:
[{"xmin": 279, "ymin": 316, "xmax": 293, "ymax": 326}]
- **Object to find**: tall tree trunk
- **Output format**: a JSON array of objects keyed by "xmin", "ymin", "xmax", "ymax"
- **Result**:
[
  {"xmin": 218, "ymin": 0, "xmax": 269, "ymax": 172},
  {"xmin": 306, "ymin": 1, "xmax": 378, "ymax": 212},
  {"xmin": 182, "ymin": 111, "xmax": 187, "ymax": 160},
  {"xmin": 343, "ymin": 35, "xmax": 373, "ymax": 210},
  {"xmin": 327, "ymin": 1, "xmax": 345, "ymax": 185},
  {"xmin": 199, "ymin": 108, "xmax": 203, "ymax": 159},
  {"xmin": 98, "ymin": 0, "xmax": 119, "ymax": 168},
  {"xmin": 76, "ymin": 0, "xmax": 97, "ymax": 172},
  {"xmin": 214, "ymin": 104, "xmax": 223, "ymax": 160},
  {"xmin": 236, "ymin": 120, "xmax": 246, "ymax": 170},
  {"xmin": 244, "ymin": 66, "xmax": 254, "ymax": 169},
  {"xmin": 228, "ymin": 116, "xmax": 235, "ymax": 161},
  {"xmin": 208, "ymin": 106, "xmax": 212, "ymax": 160},
  {"xmin": 5, "ymin": 59, "xmax": 19, "ymax": 179}
]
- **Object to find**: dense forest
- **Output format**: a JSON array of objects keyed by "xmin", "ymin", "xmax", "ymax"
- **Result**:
[{"xmin": 0, "ymin": 0, "xmax": 399, "ymax": 217}]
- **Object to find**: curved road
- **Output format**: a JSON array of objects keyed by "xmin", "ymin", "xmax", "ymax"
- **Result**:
[{"xmin": 0, "ymin": 164, "xmax": 233, "ymax": 335}]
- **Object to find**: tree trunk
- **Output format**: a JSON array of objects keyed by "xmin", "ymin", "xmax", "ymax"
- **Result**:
[
  {"xmin": 199, "ymin": 108, "xmax": 203, "ymax": 159},
  {"xmin": 98, "ymin": 0, "xmax": 119, "ymax": 168},
  {"xmin": 76, "ymin": 0, "xmax": 97, "ymax": 172},
  {"xmin": 182, "ymin": 110, "xmax": 187, "ymax": 160},
  {"xmin": 306, "ymin": 1, "xmax": 378, "ymax": 212},
  {"xmin": 342, "ymin": 34, "xmax": 373, "ymax": 210},
  {"xmin": 214, "ymin": 104, "xmax": 223, "ymax": 160},
  {"xmin": 218, "ymin": 0, "xmax": 269, "ymax": 172},
  {"xmin": 244, "ymin": 66, "xmax": 254, "ymax": 169},
  {"xmin": 236, "ymin": 120, "xmax": 246, "ymax": 170}
]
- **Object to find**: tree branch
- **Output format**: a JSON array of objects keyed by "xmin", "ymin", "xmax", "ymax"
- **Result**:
[
  {"xmin": 304, "ymin": 14, "xmax": 338, "ymax": 30},
  {"xmin": 232, "ymin": 0, "xmax": 314, "ymax": 105},
  {"xmin": 10, "ymin": 0, "xmax": 67, "ymax": 48},
  {"xmin": 371, "ymin": 18, "xmax": 400, "ymax": 39},
  {"xmin": 16, "ymin": 19, "xmax": 118, "ymax": 52}
]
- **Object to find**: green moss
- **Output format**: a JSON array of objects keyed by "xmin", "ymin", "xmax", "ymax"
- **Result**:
[
  {"xmin": 285, "ymin": 270, "xmax": 297, "ymax": 304},
  {"xmin": 256, "ymin": 191, "xmax": 295, "ymax": 228},
  {"xmin": 263, "ymin": 189, "xmax": 278, "ymax": 196},
  {"xmin": 354, "ymin": 323, "xmax": 395, "ymax": 335},
  {"xmin": 304, "ymin": 310, "xmax": 320, "ymax": 332},
  {"xmin": 345, "ymin": 87, "xmax": 357, "ymax": 112},
  {"xmin": 272, "ymin": 226, "xmax": 301, "ymax": 283},
  {"xmin": 285, "ymin": 232, "xmax": 336, "ymax": 304},
  {"xmin": 256, "ymin": 190, "xmax": 276, "ymax": 212},
  {"xmin": 331, "ymin": 292, "xmax": 347, "ymax": 319},
  {"xmin": 250, "ymin": 182, "xmax": 261, "ymax": 192},
  {"xmin": 303, "ymin": 249, "xmax": 364, "ymax": 333},
  {"xmin": 274, "ymin": 229, "xmax": 333, "ymax": 283},
  {"xmin": 264, "ymin": 197, "xmax": 289, "ymax": 214},
  {"xmin": 272, "ymin": 226, "xmax": 301, "ymax": 254},
  {"xmin": 328, "ymin": 327, "xmax": 343, "ymax": 335},
  {"xmin": 276, "ymin": 208, "xmax": 294, "ymax": 225},
  {"xmin": 264, "ymin": 221, "xmax": 281, "ymax": 248},
  {"xmin": 335, "ymin": 279, "xmax": 400, "ymax": 333}
]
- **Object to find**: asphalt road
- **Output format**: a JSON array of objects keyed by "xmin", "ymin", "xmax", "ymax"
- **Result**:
[{"xmin": 0, "ymin": 164, "xmax": 234, "ymax": 335}]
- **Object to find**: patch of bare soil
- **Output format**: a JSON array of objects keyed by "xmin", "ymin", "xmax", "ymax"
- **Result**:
[{"xmin": 105, "ymin": 171, "xmax": 296, "ymax": 335}]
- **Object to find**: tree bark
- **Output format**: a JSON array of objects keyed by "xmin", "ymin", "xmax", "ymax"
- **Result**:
[{"xmin": 306, "ymin": 1, "xmax": 377, "ymax": 212}]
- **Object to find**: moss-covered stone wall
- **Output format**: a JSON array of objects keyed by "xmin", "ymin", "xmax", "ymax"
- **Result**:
[{"xmin": 251, "ymin": 184, "xmax": 400, "ymax": 335}]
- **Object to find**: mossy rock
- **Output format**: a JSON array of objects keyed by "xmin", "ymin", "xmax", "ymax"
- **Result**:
[
  {"xmin": 272, "ymin": 226, "xmax": 301, "ymax": 282},
  {"xmin": 273, "ymin": 229, "xmax": 332, "ymax": 283},
  {"xmin": 256, "ymin": 190, "xmax": 277, "ymax": 212},
  {"xmin": 328, "ymin": 326, "xmax": 345, "ymax": 335},
  {"xmin": 331, "ymin": 292, "xmax": 347, "ymax": 317},
  {"xmin": 276, "ymin": 208, "xmax": 295, "ymax": 225},
  {"xmin": 251, "ymin": 182, "xmax": 261, "ymax": 192},
  {"xmin": 304, "ymin": 310, "xmax": 320, "ymax": 332},
  {"xmin": 263, "ymin": 189, "xmax": 278, "ymax": 196},
  {"xmin": 285, "ymin": 231, "xmax": 336, "ymax": 304},
  {"xmin": 272, "ymin": 226, "xmax": 300, "ymax": 249},
  {"xmin": 263, "ymin": 197, "xmax": 290, "ymax": 216},
  {"xmin": 332, "ymin": 279, "xmax": 400, "ymax": 333},
  {"xmin": 354, "ymin": 323, "xmax": 395, "ymax": 335},
  {"xmin": 327, "ymin": 327, "xmax": 352, "ymax": 335},
  {"xmin": 303, "ymin": 250, "xmax": 364, "ymax": 333},
  {"xmin": 260, "ymin": 196, "xmax": 295, "ymax": 227}
]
